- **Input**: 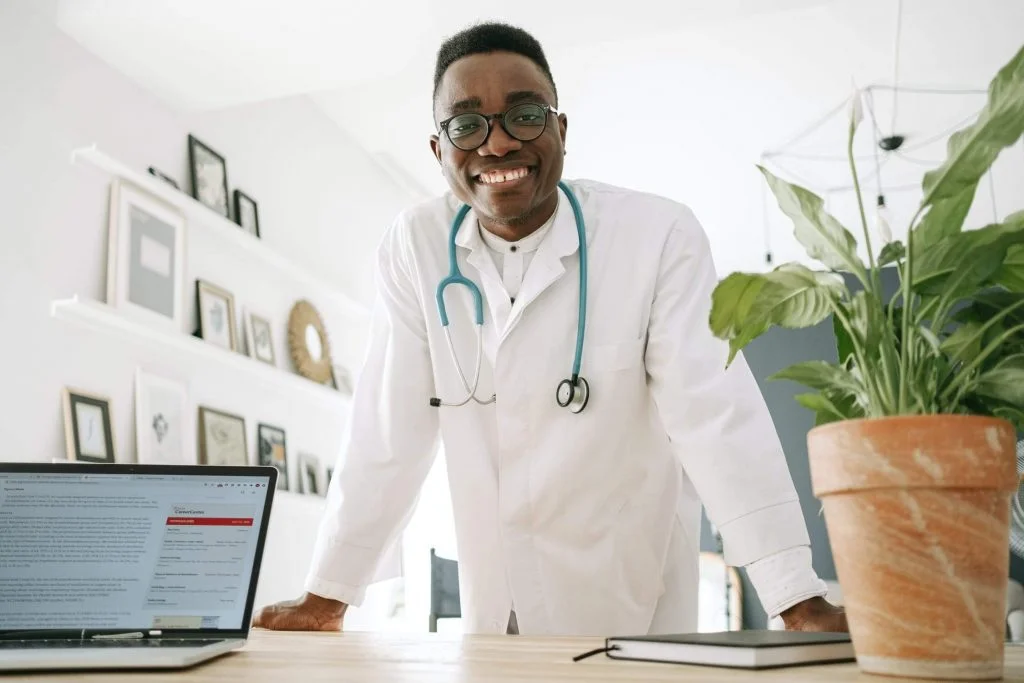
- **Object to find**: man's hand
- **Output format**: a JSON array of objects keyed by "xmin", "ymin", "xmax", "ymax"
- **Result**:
[
  {"xmin": 780, "ymin": 596, "xmax": 848, "ymax": 632},
  {"xmin": 251, "ymin": 592, "xmax": 348, "ymax": 631}
]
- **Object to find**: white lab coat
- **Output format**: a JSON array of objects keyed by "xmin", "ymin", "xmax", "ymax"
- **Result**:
[{"xmin": 306, "ymin": 179, "xmax": 813, "ymax": 636}]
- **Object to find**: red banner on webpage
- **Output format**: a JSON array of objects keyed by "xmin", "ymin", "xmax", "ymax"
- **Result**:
[{"xmin": 165, "ymin": 517, "xmax": 253, "ymax": 526}]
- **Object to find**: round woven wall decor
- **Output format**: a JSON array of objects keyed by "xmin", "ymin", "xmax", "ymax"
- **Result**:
[{"xmin": 287, "ymin": 299, "xmax": 332, "ymax": 383}]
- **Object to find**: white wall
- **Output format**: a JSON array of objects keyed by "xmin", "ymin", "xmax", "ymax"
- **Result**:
[{"xmin": 0, "ymin": 0, "xmax": 422, "ymax": 630}]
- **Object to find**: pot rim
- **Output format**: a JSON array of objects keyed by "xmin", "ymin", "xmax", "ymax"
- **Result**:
[{"xmin": 808, "ymin": 413, "xmax": 1015, "ymax": 438}]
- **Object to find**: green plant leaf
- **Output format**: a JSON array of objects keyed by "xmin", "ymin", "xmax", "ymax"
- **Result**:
[
  {"xmin": 878, "ymin": 240, "xmax": 906, "ymax": 267},
  {"xmin": 913, "ymin": 44, "xmax": 1024, "ymax": 250},
  {"xmin": 941, "ymin": 321, "xmax": 984, "ymax": 363},
  {"xmin": 833, "ymin": 306, "xmax": 856, "ymax": 366},
  {"xmin": 991, "ymin": 212, "xmax": 1024, "ymax": 291},
  {"xmin": 918, "ymin": 325, "xmax": 942, "ymax": 353},
  {"xmin": 758, "ymin": 165, "xmax": 864, "ymax": 274},
  {"xmin": 913, "ymin": 185, "xmax": 976, "ymax": 251},
  {"xmin": 770, "ymin": 360, "xmax": 864, "ymax": 396},
  {"xmin": 710, "ymin": 264, "xmax": 846, "ymax": 365},
  {"xmin": 795, "ymin": 391, "xmax": 864, "ymax": 426},
  {"xmin": 912, "ymin": 215, "xmax": 1024, "ymax": 296},
  {"xmin": 972, "ymin": 354, "xmax": 1024, "ymax": 406}
]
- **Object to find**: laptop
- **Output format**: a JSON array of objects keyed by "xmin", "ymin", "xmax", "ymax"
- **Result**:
[{"xmin": 0, "ymin": 462, "xmax": 277, "ymax": 672}]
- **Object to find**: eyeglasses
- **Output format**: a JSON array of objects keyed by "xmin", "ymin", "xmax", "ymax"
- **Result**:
[{"xmin": 438, "ymin": 102, "xmax": 558, "ymax": 151}]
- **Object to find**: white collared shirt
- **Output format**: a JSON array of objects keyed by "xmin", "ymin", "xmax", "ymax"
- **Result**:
[{"xmin": 478, "ymin": 209, "xmax": 557, "ymax": 301}]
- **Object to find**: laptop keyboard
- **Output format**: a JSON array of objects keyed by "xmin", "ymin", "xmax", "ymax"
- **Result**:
[{"xmin": 0, "ymin": 639, "xmax": 225, "ymax": 649}]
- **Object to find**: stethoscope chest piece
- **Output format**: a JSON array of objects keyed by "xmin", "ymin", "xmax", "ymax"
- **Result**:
[{"xmin": 556, "ymin": 377, "xmax": 590, "ymax": 414}]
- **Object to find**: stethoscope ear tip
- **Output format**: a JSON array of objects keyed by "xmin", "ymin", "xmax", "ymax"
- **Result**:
[{"xmin": 429, "ymin": 398, "xmax": 441, "ymax": 407}]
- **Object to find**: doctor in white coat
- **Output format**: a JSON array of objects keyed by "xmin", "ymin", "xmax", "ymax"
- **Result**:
[{"xmin": 254, "ymin": 22, "xmax": 847, "ymax": 636}]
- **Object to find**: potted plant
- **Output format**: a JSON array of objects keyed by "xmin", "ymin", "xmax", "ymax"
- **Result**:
[{"xmin": 709, "ymin": 44, "xmax": 1024, "ymax": 681}]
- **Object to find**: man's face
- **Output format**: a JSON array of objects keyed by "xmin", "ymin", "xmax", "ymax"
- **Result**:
[{"xmin": 430, "ymin": 51, "xmax": 567, "ymax": 229}]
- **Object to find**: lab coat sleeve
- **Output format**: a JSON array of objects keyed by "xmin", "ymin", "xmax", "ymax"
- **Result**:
[
  {"xmin": 643, "ymin": 207, "xmax": 825, "ymax": 610},
  {"xmin": 304, "ymin": 219, "xmax": 440, "ymax": 607}
]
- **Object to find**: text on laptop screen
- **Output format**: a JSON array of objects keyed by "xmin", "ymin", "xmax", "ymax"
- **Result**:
[{"xmin": 0, "ymin": 472, "xmax": 271, "ymax": 632}]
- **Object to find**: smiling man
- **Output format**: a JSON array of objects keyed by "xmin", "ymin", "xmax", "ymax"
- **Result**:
[{"xmin": 253, "ymin": 22, "xmax": 846, "ymax": 636}]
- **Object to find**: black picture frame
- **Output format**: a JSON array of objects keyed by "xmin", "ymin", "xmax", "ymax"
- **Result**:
[
  {"xmin": 147, "ymin": 166, "xmax": 179, "ymax": 190},
  {"xmin": 187, "ymin": 134, "xmax": 230, "ymax": 218},
  {"xmin": 62, "ymin": 388, "xmax": 116, "ymax": 463},
  {"xmin": 194, "ymin": 279, "xmax": 238, "ymax": 352},
  {"xmin": 233, "ymin": 189, "xmax": 260, "ymax": 238},
  {"xmin": 257, "ymin": 423, "xmax": 288, "ymax": 491}
]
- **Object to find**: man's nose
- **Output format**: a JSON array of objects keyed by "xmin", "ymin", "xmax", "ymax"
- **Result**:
[{"xmin": 477, "ymin": 121, "xmax": 522, "ymax": 157}]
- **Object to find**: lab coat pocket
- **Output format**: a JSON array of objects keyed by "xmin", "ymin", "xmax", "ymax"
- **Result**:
[{"xmin": 584, "ymin": 338, "xmax": 645, "ymax": 374}]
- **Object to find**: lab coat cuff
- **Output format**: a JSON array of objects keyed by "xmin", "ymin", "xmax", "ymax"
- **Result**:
[
  {"xmin": 716, "ymin": 499, "xmax": 810, "ymax": 567},
  {"xmin": 303, "ymin": 574, "xmax": 367, "ymax": 607},
  {"xmin": 744, "ymin": 545, "xmax": 828, "ymax": 619}
]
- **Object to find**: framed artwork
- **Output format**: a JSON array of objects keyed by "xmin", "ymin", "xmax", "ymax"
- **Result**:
[
  {"xmin": 62, "ymin": 388, "xmax": 116, "ymax": 463},
  {"xmin": 198, "ymin": 406, "xmax": 247, "ymax": 466},
  {"xmin": 245, "ymin": 311, "xmax": 276, "ymax": 366},
  {"xmin": 134, "ymin": 369, "xmax": 190, "ymax": 465},
  {"xmin": 106, "ymin": 179, "xmax": 186, "ymax": 333},
  {"xmin": 147, "ymin": 166, "xmax": 179, "ymax": 190},
  {"xmin": 299, "ymin": 453, "xmax": 322, "ymax": 496},
  {"xmin": 195, "ymin": 280, "xmax": 237, "ymax": 352},
  {"xmin": 233, "ymin": 190, "xmax": 260, "ymax": 238},
  {"xmin": 258, "ymin": 424, "xmax": 288, "ymax": 490},
  {"xmin": 188, "ymin": 134, "xmax": 229, "ymax": 218},
  {"xmin": 288, "ymin": 300, "xmax": 333, "ymax": 383}
]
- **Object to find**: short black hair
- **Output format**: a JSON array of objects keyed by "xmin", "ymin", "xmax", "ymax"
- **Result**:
[{"xmin": 433, "ymin": 22, "xmax": 558, "ymax": 105}]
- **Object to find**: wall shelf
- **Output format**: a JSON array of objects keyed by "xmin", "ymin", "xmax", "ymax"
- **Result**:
[
  {"xmin": 69, "ymin": 144, "xmax": 369, "ymax": 320},
  {"xmin": 51, "ymin": 295, "xmax": 351, "ymax": 411}
]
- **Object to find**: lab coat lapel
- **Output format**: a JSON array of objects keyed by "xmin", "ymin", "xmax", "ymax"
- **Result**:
[
  {"xmin": 454, "ymin": 210, "xmax": 513, "ymax": 335},
  {"xmin": 502, "ymin": 191, "xmax": 581, "ymax": 341}
]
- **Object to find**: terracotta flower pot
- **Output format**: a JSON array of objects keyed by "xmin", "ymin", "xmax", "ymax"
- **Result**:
[{"xmin": 809, "ymin": 415, "xmax": 1019, "ymax": 681}]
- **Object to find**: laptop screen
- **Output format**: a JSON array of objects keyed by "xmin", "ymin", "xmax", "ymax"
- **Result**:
[{"xmin": 0, "ymin": 467, "xmax": 274, "ymax": 634}]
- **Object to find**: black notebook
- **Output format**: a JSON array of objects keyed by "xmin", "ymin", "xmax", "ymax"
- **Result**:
[{"xmin": 604, "ymin": 630, "xmax": 855, "ymax": 669}]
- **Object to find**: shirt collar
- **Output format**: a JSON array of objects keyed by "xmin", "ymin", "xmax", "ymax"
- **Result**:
[
  {"xmin": 454, "ymin": 184, "xmax": 585, "ymax": 259},
  {"xmin": 478, "ymin": 205, "xmax": 557, "ymax": 255}
]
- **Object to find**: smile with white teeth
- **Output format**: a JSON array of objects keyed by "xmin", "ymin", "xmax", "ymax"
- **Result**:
[{"xmin": 477, "ymin": 167, "xmax": 531, "ymax": 184}]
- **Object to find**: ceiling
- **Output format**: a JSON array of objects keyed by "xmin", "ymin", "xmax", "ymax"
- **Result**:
[{"xmin": 51, "ymin": 0, "xmax": 1024, "ymax": 271}]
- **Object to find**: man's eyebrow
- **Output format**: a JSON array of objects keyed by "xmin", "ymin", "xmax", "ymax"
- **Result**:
[
  {"xmin": 506, "ymin": 90, "xmax": 547, "ymax": 105},
  {"xmin": 447, "ymin": 97, "xmax": 483, "ymax": 114},
  {"xmin": 444, "ymin": 91, "xmax": 549, "ymax": 117}
]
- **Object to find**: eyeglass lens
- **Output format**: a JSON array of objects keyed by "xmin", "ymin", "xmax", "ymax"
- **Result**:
[{"xmin": 446, "ymin": 103, "xmax": 548, "ymax": 151}]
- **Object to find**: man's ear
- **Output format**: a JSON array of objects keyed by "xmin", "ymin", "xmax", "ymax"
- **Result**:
[
  {"xmin": 430, "ymin": 135, "xmax": 442, "ymax": 165},
  {"xmin": 558, "ymin": 113, "xmax": 568, "ymax": 154}
]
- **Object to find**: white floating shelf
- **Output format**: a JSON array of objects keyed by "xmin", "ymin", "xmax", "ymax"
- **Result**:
[
  {"xmin": 51, "ymin": 295, "xmax": 351, "ymax": 411},
  {"xmin": 69, "ymin": 144, "xmax": 369, "ymax": 320}
]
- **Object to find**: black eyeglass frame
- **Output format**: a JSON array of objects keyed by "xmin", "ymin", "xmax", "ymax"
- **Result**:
[{"xmin": 437, "ymin": 103, "xmax": 560, "ymax": 151}]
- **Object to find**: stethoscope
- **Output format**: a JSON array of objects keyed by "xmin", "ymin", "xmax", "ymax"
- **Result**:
[{"xmin": 429, "ymin": 181, "xmax": 590, "ymax": 413}]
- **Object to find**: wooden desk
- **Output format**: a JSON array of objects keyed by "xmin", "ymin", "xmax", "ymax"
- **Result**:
[{"xmin": 8, "ymin": 631, "xmax": 1024, "ymax": 682}]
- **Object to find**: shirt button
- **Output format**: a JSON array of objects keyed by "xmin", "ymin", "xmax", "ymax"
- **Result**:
[{"xmin": 510, "ymin": 245, "xmax": 517, "ymax": 252}]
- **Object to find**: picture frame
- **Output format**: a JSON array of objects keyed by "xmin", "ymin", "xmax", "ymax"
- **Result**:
[
  {"xmin": 134, "ymin": 369, "xmax": 190, "ymax": 465},
  {"xmin": 106, "ymin": 178, "xmax": 186, "ymax": 333},
  {"xmin": 62, "ymin": 388, "xmax": 116, "ymax": 463},
  {"xmin": 244, "ymin": 311, "xmax": 276, "ymax": 366},
  {"xmin": 147, "ymin": 166, "xmax": 179, "ymax": 190},
  {"xmin": 233, "ymin": 189, "xmax": 260, "ymax": 238},
  {"xmin": 197, "ymin": 406, "xmax": 247, "ymax": 466},
  {"xmin": 257, "ymin": 423, "xmax": 288, "ymax": 490},
  {"xmin": 187, "ymin": 134, "xmax": 230, "ymax": 218},
  {"xmin": 299, "ymin": 453, "xmax": 322, "ymax": 496},
  {"xmin": 195, "ymin": 279, "xmax": 238, "ymax": 352}
]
